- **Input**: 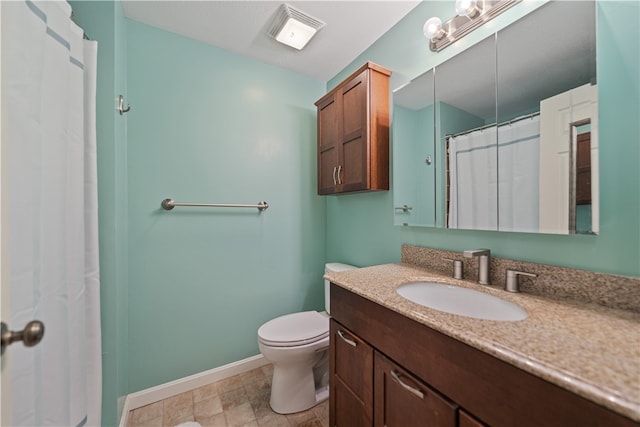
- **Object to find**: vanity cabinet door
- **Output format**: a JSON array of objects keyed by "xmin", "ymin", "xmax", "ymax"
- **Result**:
[
  {"xmin": 330, "ymin": 319, "xmax": 373, "ymax": 426},
  {"xmin": 374, "ymin": 352, "xmax": 457, "ymax": 427},
  {"xmin": 459, "ymin": 410, "xmax": 487, "ymax": 427}
]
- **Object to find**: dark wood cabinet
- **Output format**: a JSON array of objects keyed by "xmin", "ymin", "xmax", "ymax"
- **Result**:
[
  {"xmin": 315, "ymin": 62, "xmax": 391, "ymax": 195},
  {"xmin": 576, "ymin": 131, "xmax": 592, "ymax": 205},
  {"xmin": 459, "ymin": 411, "xmax": 487, "ymax": 427},
  {"xmin": 330, "ymin": 283, "xmax": 638, "ymax": 427},
  {"xmin": 330, "ymin": 320, "xmax": 373, "ymax": 427}
]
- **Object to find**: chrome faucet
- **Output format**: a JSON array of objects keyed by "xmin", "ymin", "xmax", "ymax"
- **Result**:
[
  {"xmin": 463, "ymin": 249, "xmax": 491, "ymax": 285},
  {"xmin": 505, "ymin": 269, "xmax": 537, "ymax": 293}
]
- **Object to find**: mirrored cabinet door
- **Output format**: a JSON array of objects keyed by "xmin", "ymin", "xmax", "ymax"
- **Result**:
[
  {"xmin": 392, "ymin": 70, "xmax": 435, "ymax": 227},
  {"xmin": 435, "ymin": 36, "xmax": 497, "ymax": 230},
  {"xmin": 496, "ymin": 1, "xmax": 597, "ymax": 235}
]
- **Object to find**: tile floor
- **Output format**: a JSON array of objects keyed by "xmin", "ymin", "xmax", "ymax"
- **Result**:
[{"xmin": 126, "ymin": 364, "xmax": 329, "ymax": 427}]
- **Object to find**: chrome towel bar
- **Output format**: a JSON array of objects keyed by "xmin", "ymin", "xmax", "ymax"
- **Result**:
[{"xmin": 161, "ymin": 198, "xmax": 269, "ymax": 212}]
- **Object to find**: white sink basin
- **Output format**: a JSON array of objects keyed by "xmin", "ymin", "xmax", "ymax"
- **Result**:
[{"xmin": 396, "ymin": 282, "xmax": 527, "ymax": 321}]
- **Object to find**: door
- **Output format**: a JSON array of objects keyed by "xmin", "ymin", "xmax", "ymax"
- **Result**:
[
  {"xmin": 1, "ymin": 3, "xmax": 13, "ymax": 423},
  {"xmin": 1, "ymin": 2, "xmax": 101, "ymax": 425},
  {"xmin": 539, "ymin": 83, "xmax": 598, "ymax": 234},
  {"xmin": 330, "ymin": 319, "xmax": 373, "ymax": 426},
  {"xmin": 340, "ymin": 69, "xmax": 369, "ymax": 192},
  {"xmin": 318, "ymin": 94, "xmax": 340, "ymax": 194}
]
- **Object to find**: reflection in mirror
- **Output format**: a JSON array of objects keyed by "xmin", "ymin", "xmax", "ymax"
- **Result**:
[
  {"xmin": 572, "ymin": 121, "xmax": 594, "ymax": 234},
  {"xmin": 392, "ymin": 1, "xmax": 597, "ymax": 234},
  {"xmin": 435, "ymin": 36, "xmax": 497, "ymax": 230},
  {"xmin": 497, "ymin": 1, "xmax": 597, "ymax": 234},
  {"xmin": 392, "ymin": 70, "xmax": 435, "ymax": 226}
]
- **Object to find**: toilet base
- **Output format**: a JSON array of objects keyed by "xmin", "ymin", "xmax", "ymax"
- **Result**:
[
  {"xmin": 269, "ymin": 360, "xmax": 328, "ymax": 414},
  {"xmin": 315, "ymin": 385, "xmax": 329, "ymax": 403}
]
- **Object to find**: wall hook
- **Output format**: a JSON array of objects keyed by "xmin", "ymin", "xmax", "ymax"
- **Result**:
[{"xmin": 117, "ymin": 95, "xmax": 131, "ymax": 115}]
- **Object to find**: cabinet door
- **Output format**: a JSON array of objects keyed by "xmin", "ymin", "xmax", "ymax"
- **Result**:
[
  {"xmin": 330, "ymin": 319, "xmax": 373, "ymax": 427},
  {"xmin": 374, "ymin": 352, "xmax": 457, "ymax": 427},
  {"xmin": 317, "ymin": 93, "xmax": 340, "ymax": 194},
  {"xmin": 459, "ymin": 410, "xmax": 487, "ymax": 427},
  {"xmin": 340, "ymin": 69, "xmax": 369, "ymax": 192}
]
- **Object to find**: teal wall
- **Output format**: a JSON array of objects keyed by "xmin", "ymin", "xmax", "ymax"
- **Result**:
[
  {"xmin": 327, "ymin": 1, "xmax": 640, "ymax": 277},
  {"xmin": 393, "ymin": 104, "xmax": 437, "ymax": 227},
  {"xmin": 125, "ymin": 19, "xmax": 326, "ymax": 392},
  {"xmin": 67, "ymin": 1, "xmax": 129, "ymax": 426},
  {"xmin": 391, "ymin": 106, "xmax": 416, "ymax": 225}
]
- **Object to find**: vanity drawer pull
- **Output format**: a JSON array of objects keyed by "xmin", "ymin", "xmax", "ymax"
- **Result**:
[
  {"xmin": 390, "ymin": 370, "xmax": 424, "ymax": 399},
  {"xmin": 337, "ymin": 330, "xmax": 357, "ymax": 347}
]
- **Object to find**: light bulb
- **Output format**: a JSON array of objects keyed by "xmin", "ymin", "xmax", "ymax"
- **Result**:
[
  {"xmin": 455, "ymin": 0, "xmax": 479, "ymax": 17},
  {"xmin": 423, "ymin": 17, "xmax": 444, "ymax": 41}
]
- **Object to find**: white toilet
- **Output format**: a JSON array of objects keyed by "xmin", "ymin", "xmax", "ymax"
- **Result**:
[{"xmin": 257, "ymin": 262, "xmax": 357, "ymax": 414}]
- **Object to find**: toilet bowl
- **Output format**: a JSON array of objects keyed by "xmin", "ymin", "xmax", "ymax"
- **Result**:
[{"xmin": 257, "ymin": 263, "xmax": 357, "ymax": 414}]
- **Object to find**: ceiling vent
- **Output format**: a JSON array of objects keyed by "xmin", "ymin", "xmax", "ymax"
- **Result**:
[{"xmin": 268, "ymin": 4, "xmax": 326, "ymax": 50}]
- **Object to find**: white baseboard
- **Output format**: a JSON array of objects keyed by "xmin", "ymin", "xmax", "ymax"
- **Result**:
[{"xmin": 118, "ymin": 354, "xmax": 268, "ymax": 427}]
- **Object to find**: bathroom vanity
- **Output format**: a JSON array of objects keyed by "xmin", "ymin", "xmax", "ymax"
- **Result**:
[{"xmin": 327, "ymin": 260, "xmax": 640, "ymax": 426}]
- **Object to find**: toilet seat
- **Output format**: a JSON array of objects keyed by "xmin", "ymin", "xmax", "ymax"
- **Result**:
[{"xmin": 258, "ymin": 311, "xmax": 329, "ymax": 347}]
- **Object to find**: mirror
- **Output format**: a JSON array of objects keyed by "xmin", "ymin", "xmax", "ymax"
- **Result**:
[
  {"xmin": 435, "ymin": 36, "xmax": 497, "ymax": 230},
  {"xmin": 392, "ymin": 70, "xmax": 435, "ymax": 227},
  {"xmin": 392, "ymin": 1, "xmax": 597, "ymax": 234},
  {"xmin": 496, "ymin": 1, "xmax": 597, "ymax": 234}
]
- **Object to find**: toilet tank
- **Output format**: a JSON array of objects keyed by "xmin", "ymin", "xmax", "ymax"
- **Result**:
[{"xmin": 324, "ymin": 263, "xmax": 357, "ymax": 314}]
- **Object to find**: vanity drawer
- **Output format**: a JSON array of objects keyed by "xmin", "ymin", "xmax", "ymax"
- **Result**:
[{"xmin": 374, "ymin": 351, "xmax": 458, "ymax": 427}]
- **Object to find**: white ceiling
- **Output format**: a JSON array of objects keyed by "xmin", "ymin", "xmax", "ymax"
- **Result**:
[{"xmin": 122, "ymin": 1, "xmax": 422, "ymax": 82}]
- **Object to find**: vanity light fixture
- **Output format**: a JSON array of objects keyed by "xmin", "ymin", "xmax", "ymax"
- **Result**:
[
  {"xmin": 425, "ymin": 0, "xmax": 520, "ymax": 52},
  {"xmin": 268, "ymin": 3, "xmax": 325, "ymax": 50},
  {"xmin": 455, "ymin": 0, "xmax": 481, "ymax": 18},
  {"xmin": 423, "ymin": 17, "xmax": 445, "ymax": 42}
]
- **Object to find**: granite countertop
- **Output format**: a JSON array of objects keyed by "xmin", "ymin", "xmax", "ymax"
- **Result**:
[{"xmin": 325, "ymin": 263, "xmax": 640, "ymax": 422}]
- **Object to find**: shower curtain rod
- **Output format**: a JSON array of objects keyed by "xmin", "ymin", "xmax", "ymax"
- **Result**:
[{"xmin": 446, "ymin": 111, "xmax": 540, "ymax": 139}]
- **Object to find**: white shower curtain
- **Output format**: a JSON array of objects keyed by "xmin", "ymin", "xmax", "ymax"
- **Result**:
[
  {"xmin": 497, "ymin": 116, "xmax": 540, "ymax": 232},
  {"xmin": 448, "ymin": 126, "xmax": 499, "ymax": 230},
  {"xmin": 4, "ymin": 1, "xmax": 101, "ymax": 426},
  {"xmin": 448, "ymin": 115, "xmax": 540, "ymax": 232}
]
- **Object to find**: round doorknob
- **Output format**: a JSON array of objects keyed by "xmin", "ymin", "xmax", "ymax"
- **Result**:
[
  {"xmin": 21, "ymin": 320, "xmax": 45, "ymax": 347},
  {"xmin": 1, "ymin": 320, "xmax": 45, "ymax": 355}
]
